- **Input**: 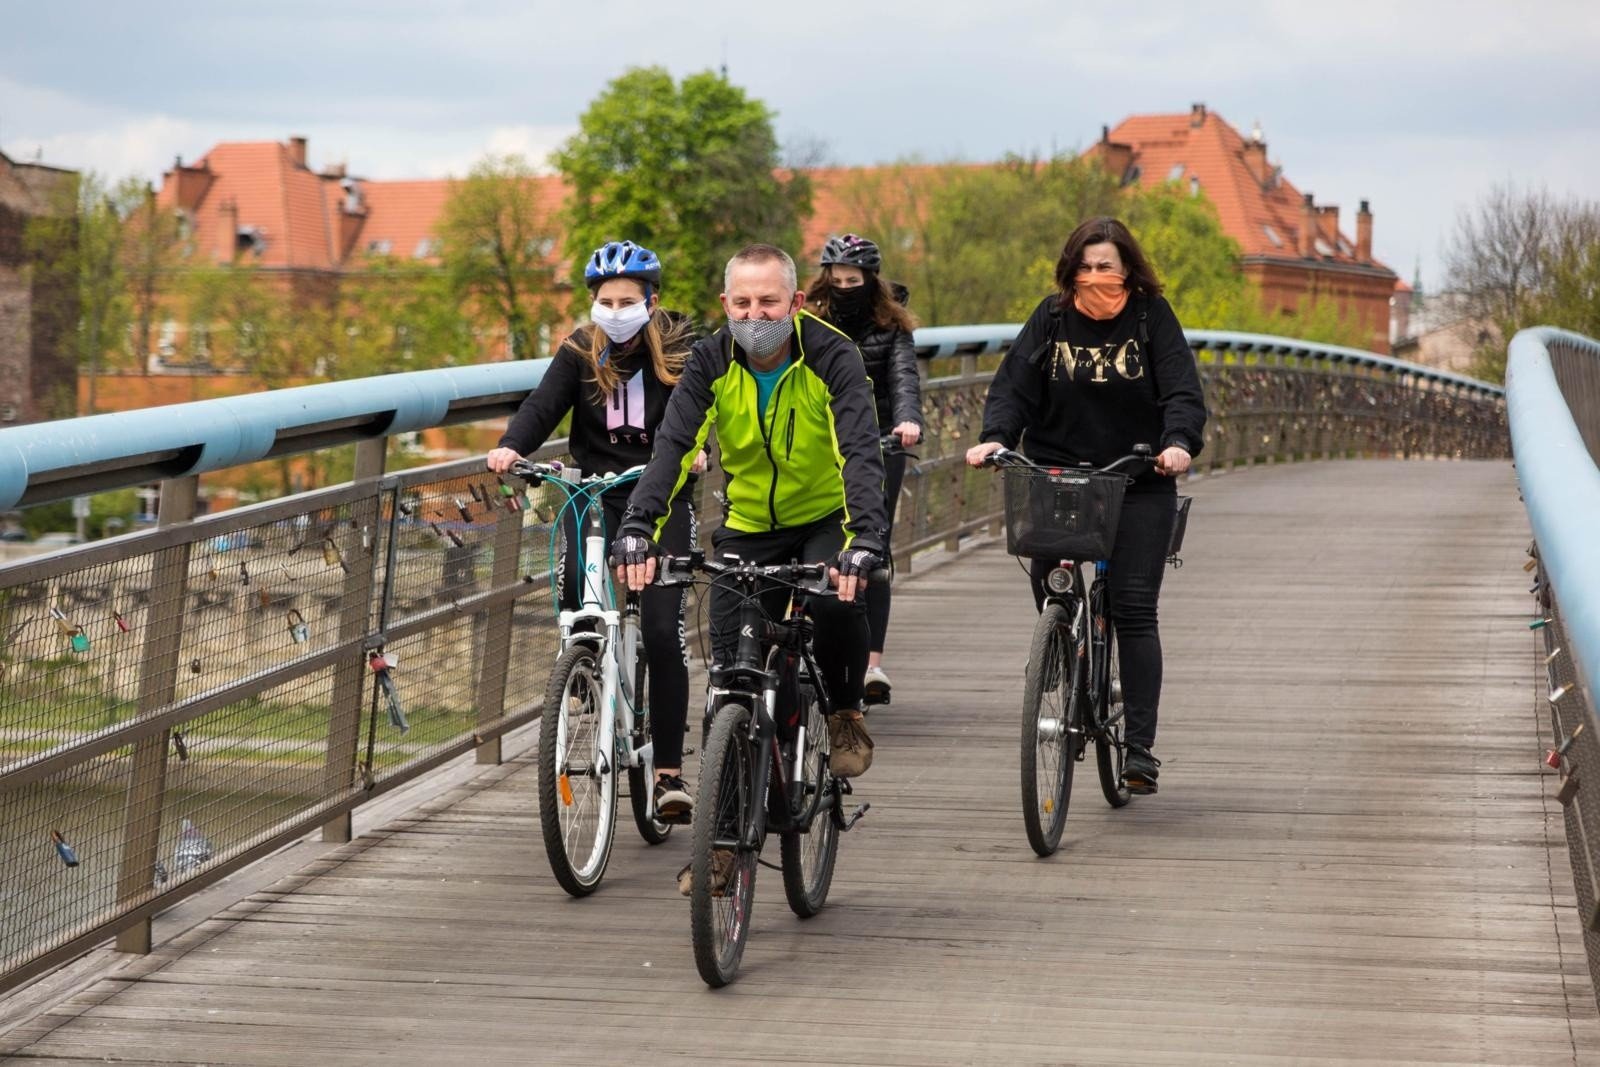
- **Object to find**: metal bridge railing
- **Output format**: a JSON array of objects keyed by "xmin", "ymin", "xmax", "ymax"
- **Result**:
[
  {"xmin": 1507, "ymin": 326, "xmax": 1600, "ymax": 1005},
  {"xmin": 0, "ymin": 327, "xmax": 1507, "ymax": 992}
]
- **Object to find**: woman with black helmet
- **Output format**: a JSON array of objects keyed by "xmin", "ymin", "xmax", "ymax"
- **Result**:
[
  {"xmin": 805, "ymin": 233, "xmax": 923, "ymax": 707},
  {"xmin": 487, "ymin": 240, "xmax": 703, "ymax": 821}
]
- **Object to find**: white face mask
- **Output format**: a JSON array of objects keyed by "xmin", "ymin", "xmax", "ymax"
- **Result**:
[{"xmin": 590, "ymin": 300, "xmax": 651, "ymax": 344}]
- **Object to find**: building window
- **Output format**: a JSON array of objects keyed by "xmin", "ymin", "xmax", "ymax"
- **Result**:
[
  {"xmin": 1262, "ymin": 225, "xmax": 1283, "ymax": 248},
  {"xmin": 235, "ymin": 226, "xmax": 266, "ymax": 257},
  {"xmin": 1167, "ymin": 163, "xmax": 1186, "ymax": 181},
  {"xmin": 1313, "ymin": 238, "xmax": 1335, "ymax": 257},
  {"xmin": 413, "ymin": 237, "xmax": 439, "ymax": 258},
  {"xmin": 367, "ymin": 239, "xmax": 393, "ymax": 256}
]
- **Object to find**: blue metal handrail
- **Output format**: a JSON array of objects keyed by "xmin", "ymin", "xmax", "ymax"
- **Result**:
[
  {"xmin": 1507, "ymin": 326, "xmax": 1600, "ymax": 721},
  {"xmin": 0, "ymin": 327, "xmax": 1505, "ymax": 511}
]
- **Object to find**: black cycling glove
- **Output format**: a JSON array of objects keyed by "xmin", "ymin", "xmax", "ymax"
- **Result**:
[
  {"xmin": 609, "ymin": 533, "xmax": 659, "ymax": 569},
  {"xmin": 833, "ymin": 546, "xmax": 882, "ymax": 580}
]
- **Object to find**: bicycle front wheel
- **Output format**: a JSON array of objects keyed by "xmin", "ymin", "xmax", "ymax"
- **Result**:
[
  {"xmin": 1096, "ymin": 622, "xmax": 1132, "ymax": 808},
  {"xmin": 690, "ymin": 699, "xmax": 759, "ymax": 988},
  {"xmin": 1020, "ymin": 600, "xmax": 1084, "ymax": 857},
  {"xmin": 538, "ymin": 644, "xmax": 618, "ymax": 896},
  {"xmin": 780, "ymin": 679, "xmax": 838, "ymax": 918}
]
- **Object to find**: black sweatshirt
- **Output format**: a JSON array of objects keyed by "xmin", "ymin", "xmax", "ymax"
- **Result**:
[
  {"xmin": 980, "ymin": 293, "xmax": 1208, "ymax": 494},
  {"xmin": 498, "ymin": 326, "xmax": 673, "ymax": 478}
]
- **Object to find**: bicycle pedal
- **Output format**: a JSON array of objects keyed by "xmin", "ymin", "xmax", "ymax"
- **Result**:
[{"xmin": 840, "ymin": 801, "xmax": 871, "ymax": 831}]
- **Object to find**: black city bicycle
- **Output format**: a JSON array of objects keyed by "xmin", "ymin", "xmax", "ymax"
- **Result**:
[
  {"xmin": 982, "ymin": 444, "xmax": 1162, "ymax": 856},
  {"xmin": 656, "ymin": 551, "xmax": 873, "ymax": 987}
]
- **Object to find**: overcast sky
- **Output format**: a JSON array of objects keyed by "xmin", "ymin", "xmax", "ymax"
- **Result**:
[{"xmin": 3, "ymin": 0, "xmax": 1596, "ymax": 291}]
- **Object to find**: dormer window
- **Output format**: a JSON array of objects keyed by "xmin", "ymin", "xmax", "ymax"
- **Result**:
[
  {"xmin": 366, "ymin": 239, "xmax": 392, "ymax": 256},
  {"xmin": 235, "ymin": 225, "xmax": 266, "ymax": 257}
]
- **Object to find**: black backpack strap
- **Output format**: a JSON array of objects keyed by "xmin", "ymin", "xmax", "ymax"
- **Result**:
[
  {"xmin": 1022, "ymin": 304, "xmax": 1064, "ymax": 370},
  {"xmin": 1137, "ymin": 295, "xmax": 1150, "ymax": 347}
]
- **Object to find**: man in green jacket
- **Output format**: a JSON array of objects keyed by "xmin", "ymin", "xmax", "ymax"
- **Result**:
[{"xmin": 613, "ymin": 243, "xmax": 887, "ymax": 779}]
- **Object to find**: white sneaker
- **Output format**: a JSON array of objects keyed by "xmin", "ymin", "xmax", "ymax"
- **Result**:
[{"xmin": 863, "ymin": 665, "xmax": 891, "ymax": 706}]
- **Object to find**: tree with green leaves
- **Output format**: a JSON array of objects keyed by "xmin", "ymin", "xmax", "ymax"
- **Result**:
[
  {"xmin": 436, "ymin": 154, "xmax": 562, "ymax": 359},
  {"xmin": 327, "ymin": 255, "xmax": 472, "ymax": 378},
  {"xmin": 554, "ymin": 66, "xmax": 811, "ymax": 321}
]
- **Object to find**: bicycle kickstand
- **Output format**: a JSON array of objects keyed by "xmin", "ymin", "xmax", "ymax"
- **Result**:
[{"xmin": 836, "ymin": 778, "xmax": 871, "ymax": 832}]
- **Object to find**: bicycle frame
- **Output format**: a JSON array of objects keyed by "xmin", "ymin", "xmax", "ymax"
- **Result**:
[
  {"xmin": 526, "ymin": 464, "xmax": 655, "ymax": 793},
  {"xmin": 1043, "ymin": 560, "xmax": 1123, "ymax": 746}
]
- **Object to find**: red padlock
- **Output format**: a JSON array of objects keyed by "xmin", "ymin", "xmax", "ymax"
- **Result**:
[
  {"xmin": 1546, "ymin": 749, "xmax": 1563, "ymax": 770},
  {"xmin": 368, "ymin": 651, "xmax": 390, "ymax": 673}
]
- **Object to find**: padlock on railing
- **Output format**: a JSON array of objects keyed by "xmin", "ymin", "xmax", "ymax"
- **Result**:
[
  {"xmin": 52, "ymin": 607, "xmax": 90, "ymax": 653},
  {"xmin": 113, "ymin": 610, "xmax": 130, "ymax": 633},
  {"xmin": 51, "ymin": 830, "xmax": 80, "ymax": 868},
  {"xmin": 455, "ymin": 496, "xmax": 474, "ymax": 523},
  {"xmin": 286, "ymin": 609, "xmax": 310, "ymax": 644},
  {"xmin": 322, "ymin": 536, "xmax": 350, "ymax": 573},
  {"xmin": 368, "ymin": 650, "xmax": 409, "ymax": 733}
]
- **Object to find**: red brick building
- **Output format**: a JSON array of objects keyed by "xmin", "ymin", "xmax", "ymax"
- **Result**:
[
  {"xmin": 0, "ymin": 149, "xmax": 80, "ymax": 425},
  {"xmin": 1088, "ymin": 104, "xmax": 1399, "ymax": 353}
]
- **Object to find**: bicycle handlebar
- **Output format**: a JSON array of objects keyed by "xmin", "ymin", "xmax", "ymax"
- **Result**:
[
  {"xmin": 982, "ymin": 443, "xmax": 1155, "ymax": 478},
  {"xmin": 507, "ymin": 459, "xmax": 648, "ymax": 487},
  {"xmin": 655, "ymin": 550, "xmax": 890, "ymax": 592}
]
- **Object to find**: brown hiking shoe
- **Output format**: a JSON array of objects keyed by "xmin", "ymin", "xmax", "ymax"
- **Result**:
[
  {"xmin": 828, "ymin": 711, "xmax": 874, "ymax": 778},
  {"xmin": 676, "ymin": 849, "xmax": 736, "ymax": 897}
]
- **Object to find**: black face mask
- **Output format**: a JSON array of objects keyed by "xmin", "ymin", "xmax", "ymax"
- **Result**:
[{"xmin": 828, "ymin": 284, "xmax": 874, "ymax": 333}]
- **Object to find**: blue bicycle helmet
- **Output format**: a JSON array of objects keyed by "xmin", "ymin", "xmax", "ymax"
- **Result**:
[{"xmin": 584, "ymin": 240, "xmax": 662, "ymax": 293}]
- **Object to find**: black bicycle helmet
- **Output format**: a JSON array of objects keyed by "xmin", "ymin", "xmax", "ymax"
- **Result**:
[{"xmin": 819, "ymin": 233, "xmax": 882, "ymax": 273}]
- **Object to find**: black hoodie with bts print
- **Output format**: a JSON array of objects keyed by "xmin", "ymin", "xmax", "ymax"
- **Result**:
[{"xmin": 980, "ymin": 293, "xmax": 1207, "ymax": 494}]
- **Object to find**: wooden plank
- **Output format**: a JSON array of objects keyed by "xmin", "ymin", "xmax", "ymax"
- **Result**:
[{"xmin": 5, "ymin": 460, "xmax": 1597, "ymax": 1065}]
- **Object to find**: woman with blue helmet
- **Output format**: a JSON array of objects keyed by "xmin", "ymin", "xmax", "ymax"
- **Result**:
[{"xmin": 488, "ymin": 240, "xmax": 702, "ymax": 821}]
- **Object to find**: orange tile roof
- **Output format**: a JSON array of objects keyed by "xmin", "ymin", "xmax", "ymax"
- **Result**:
[
  {"xmin": 1090, "ymin": 108, "xmax": 1396, "ymax": 279},
  {"xmin": 358, "ymin": 174, "xmax": 568, "ymax": 265}
]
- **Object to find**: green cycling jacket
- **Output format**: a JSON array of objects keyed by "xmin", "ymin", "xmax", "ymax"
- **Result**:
[{"xmin": 621, "ymin": 310, "xmax": 887, "ymax": 552}]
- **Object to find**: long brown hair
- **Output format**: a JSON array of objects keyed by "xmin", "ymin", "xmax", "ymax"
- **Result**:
[
  {"xmin": 804, "ymin": 266, "xmax": 918, "ymax": 333},
  {"xmin": 575, "ymin": 281, "xmax": 692, "ymax": 401},
  {"xmin": 1053, "ymin": 217, "xmax": 1163, "ymax": 309}
]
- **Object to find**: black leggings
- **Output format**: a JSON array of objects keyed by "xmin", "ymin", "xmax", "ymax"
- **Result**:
[
  {"xmin": 558, "ymin": 489, "xmax": 694, "ymax": 768},
  {"xmin": 708, "ymin": 511, "xmax": 868, "ymax": 715},
  {"xmin": 1028, "ymin": 490, "xmax": 1175, "ymax": 750},
  {"xmin": 865, "ymin": 450, "xmax": 906, "ymax": 655}
]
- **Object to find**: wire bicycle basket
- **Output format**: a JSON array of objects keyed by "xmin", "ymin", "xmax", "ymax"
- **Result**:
[{"xmin": 1000, "ymin": 466, "xmax": 1126, "ymax": 560}]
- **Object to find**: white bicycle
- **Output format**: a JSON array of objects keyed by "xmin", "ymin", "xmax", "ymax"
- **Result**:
[{"xmin": 512, "ymin": 460, "xmax": 672, "ymax": 896}]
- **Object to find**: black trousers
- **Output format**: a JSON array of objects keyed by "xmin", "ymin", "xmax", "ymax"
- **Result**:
[
  {"xmin": 558, "ymin": 488, "xmax": 694, "ymax": 768},
  {"xmin": 865, "ymin": 449, "xmax": 906, "ymax": 655},
  {"xmin": 1028, "ymin": 490, "xmax": 1175, "ymax": 750},
  {"xmin": 709, "ymin": 510, "xmax": 868, "ymax": 715}
]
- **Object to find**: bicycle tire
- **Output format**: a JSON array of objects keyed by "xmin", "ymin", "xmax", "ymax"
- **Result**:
[
  {"xmin": 538, "ymin": 644, "xmax": 618, "ymax": 896},
  {"xmin": 625, "ymin": 653, "xmax": 673, "ymax": 845},
  {"xmin": 1020, "ymin": 600, "xmax": 1083, "ymax": 857},
  {"xmin": 780, "ymin": 678, "xmax": 838, "ymax": 918},
  {"xmin": 690, "ymin": 699, "xmax": 759, "ymax": 988},
  {"xmin": 1096, "ymin": 622, "xmax": 1132, "ymax": 808}
]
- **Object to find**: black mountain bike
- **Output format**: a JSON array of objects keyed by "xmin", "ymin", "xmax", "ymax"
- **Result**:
[
  {"xmin": 982, "ymin": 445, "xmax": 1158, "ymax": 856},
  {"xmin": 656, "ymin": 551, "xmax": 873, "ymax": 987}
]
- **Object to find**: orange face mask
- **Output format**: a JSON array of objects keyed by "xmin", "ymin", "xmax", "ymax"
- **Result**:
[{"xmin": 1074, "ymin": 272, "xmax": 1129, "ymax": 320}]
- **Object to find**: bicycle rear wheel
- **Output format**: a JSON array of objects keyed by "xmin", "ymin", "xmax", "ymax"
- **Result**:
[
  {"xmin": 780, "ymin": 678, "xmax": 838, "ymax": 918},
  {"xmin": 1096, "ymin": 622, "xmax": 1132, "ymax": 808},
  {"xmin": 1020, "ymin": 600, "xmax": 1084, "ymax": 857},
  {"xmin": 690, "ymin": 700, "xmax": 759, "ymax": 988},
  {"xmin": 538, "ymin": 644, "xmax": 617, "ymax": 896},
  {"xmin": 624, "ymin": 653, "xmax": 673, "ymax": 845}
]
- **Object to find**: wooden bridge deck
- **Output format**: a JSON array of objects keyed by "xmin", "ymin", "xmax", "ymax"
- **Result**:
[{"xmin": 4, "ymin": 460, "xmax": 1597, "ymax": 1065}]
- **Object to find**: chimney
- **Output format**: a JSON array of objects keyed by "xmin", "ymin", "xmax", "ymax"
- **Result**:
[
  {"xmin": 1299, "ymin": 193, "xmax": 1316, "ymax": 258},
  {"xmin": 1356, "ymin": 199, "xmax": 1373, "ymax": 262},
  {"xmin": 288, "ymin": 136, "xmax": 308, "ymax": 169},
  {"xmin": 1316, "ymin": 204, "xmax": 1340, "ymax": 248},
  {"xmin": 1190, "ymin": 102, "xmax": 1207, "ymax": 128},
  {"xmin": 337, "ymin": 179, "xmax": 367, "ymax": 262},
  {"xmin": 1096, "ymin": 124, "xmax": 1135, "ymax": 184},
  {"xmin": 169, "ymin": 157, "xmax": 214, "ymax": 213},
  {"xmin": 218, "ymin": 198, "xmax": 238, "ymax": 261},
  {"xmin": 1241, "ymin": 119, "xmax": 1269, "ymax": 185}
]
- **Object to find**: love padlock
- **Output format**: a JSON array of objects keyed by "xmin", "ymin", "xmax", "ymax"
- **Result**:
[
  {"xmin": 113, "ymin": 611, "xmax": 130, "ymax": 633},
  {"xmin": 286, "ymin": 609, "xmax": 310, "ymax": 644},
  {"xmin": 321, "ymin": 537, "xmax": 346, "ymax": 570},
  {"xmin": 69, "ymin": 627, "xmax": 90, "ymax": 654}
]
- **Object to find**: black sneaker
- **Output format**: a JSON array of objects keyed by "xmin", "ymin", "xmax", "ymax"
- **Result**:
[
  {"xmin": 1122, "ymin": 745, "xmax": 1161, "ymax": 795},
  {"xmin": 653, "ymin": 774, "xmax": 693, "ymax": 824}
]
